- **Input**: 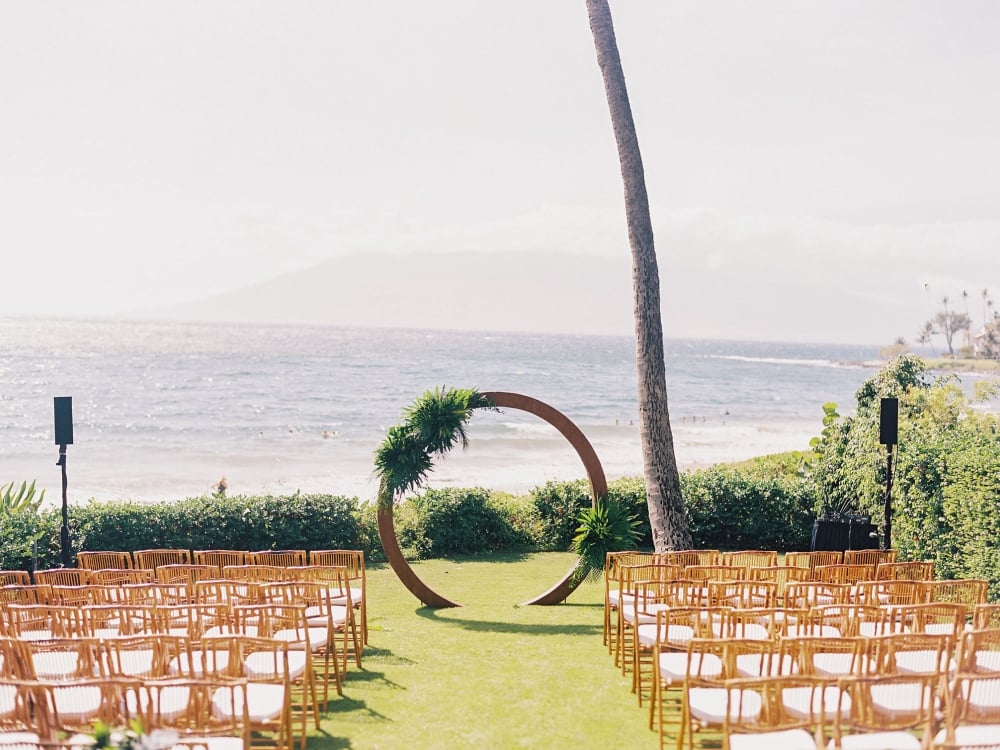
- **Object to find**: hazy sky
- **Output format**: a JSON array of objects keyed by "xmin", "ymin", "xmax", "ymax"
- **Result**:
[{"xmin": 2, "ymin": 1, "xmax": 997, "ymax": 344}]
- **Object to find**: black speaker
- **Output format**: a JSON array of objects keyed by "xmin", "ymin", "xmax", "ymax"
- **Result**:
[
  {"xmin": 54, "ymin": 396, "xmax": 74, "ymax": 445},
  {"xmin": 879, "ymin": 397, "xmax": 898, "ymax": 446}
]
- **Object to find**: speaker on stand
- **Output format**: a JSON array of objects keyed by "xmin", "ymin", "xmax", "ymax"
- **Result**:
[
  {"xmin": 879, "ymin": 397, "xmax": 898, "ymax": 552},
  {"xmin": 54, "ymin": 396, "xmax": 74, "ymax": 567}
]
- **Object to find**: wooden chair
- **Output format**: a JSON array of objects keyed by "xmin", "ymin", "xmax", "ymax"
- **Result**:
[
  {"xmin": 75, "ymin": 551, "xmax": 133, "ymax": 570},
  {"xmin": 654, "ymin": 637, "xmax": 729, "ymax": 750},
  {"xmin": 132, "ymin": 678, "xmax": 253, "ymax": 750},
  {"xmin": 133, "ymin": 548, "xmax": 192, "ymax": 570},
  {"xmin": 262, "ymin": 580, "xmax": 356, "ymax": 688},
  {"xmin": 230, "ymin": 636, "xmax": 297, "ymax": 750},
  {"xmin": 231, "ymin": 604, "xmax": 323, "ymax": 732},
  {"xmin": 935, "ymin": 673, "xmax": 1000, "ymax": 749},
  {"xmin": 632, "ymin": 604, "xmax": 704, "ymax": 706},
  {"xmin": 0, "ymin": 584, "xmax": 52, "ymax": 607},
  {"xmin": 721, "ymin": 675, "xmax": 830, "ymax": 750},
  {"xmin": 615, "ymin": 562, "xmax": 676, "ymax": 672},
  {"xmin": 896, "ymin": 602, "xmax": 967, "ymax": 637},
  {"xmin": 686, "ymin": 564, "xmax": 743, "ymax": 582},
  {"xmin": 832, "ymin": 673, "xmax": 939, "ymax": 750},
  {"xmin": 32, "ymin": 568, "xmax": 92, "ymax": 587},
  {"xmin": 307, "ymin": 549, "xmax": 368, "ymax": 645},
  {"xmin": 600, "ymin": 551, "xmax": 655, "ymax": 652},
  {"xmin": 807, "ymin": 604, "xmax": 887, "ymax": 638}
]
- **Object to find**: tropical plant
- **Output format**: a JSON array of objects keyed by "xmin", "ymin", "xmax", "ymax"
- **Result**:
[
  {"xmin": 586, "ymin": 0, "xmax": 692, "ymax": 551},
  {"xmin": 1, "ymin": 479, "xmax": 45, "ymax": 517},
  {"xmin": 571, "ymin": 499, "xmax": 642, "ymax": 582},
  {"xmin": 372, "ymin": 386, "xmax": 495, "ymax": 509},
  {"xmin": 0, "ymin": 479, "xmax": 46, "ymax": 570}
]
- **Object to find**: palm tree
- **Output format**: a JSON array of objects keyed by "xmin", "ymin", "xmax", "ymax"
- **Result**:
[{"xmin": 585, "ymin": 0, "xmax": 692, "ymax": 550}]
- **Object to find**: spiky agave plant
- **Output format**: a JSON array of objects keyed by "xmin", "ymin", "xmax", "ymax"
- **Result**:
[
  {"xmin": 373, "ymin": 387, "xmax": 496, "ymax": 509},
  {"xmin": 571, "ymin": 498, "xmax": 641, "ymax": 583}
]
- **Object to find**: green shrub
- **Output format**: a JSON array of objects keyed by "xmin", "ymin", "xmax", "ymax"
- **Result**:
[
  {"xmin": 530, "ymin": 480, "xmax": 591, "ymax": 551},
  {"xmin": 393, "ymin": 487, "xmax": 532, "ymax": 559},
  {"xmin": 680, "ymin": 467, "xmax": 815, "ymax": 551}
]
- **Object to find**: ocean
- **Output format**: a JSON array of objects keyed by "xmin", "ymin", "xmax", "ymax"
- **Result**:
[{"xmin": 1, "ymin": 317, "xmax": 885, "ymax": 506}]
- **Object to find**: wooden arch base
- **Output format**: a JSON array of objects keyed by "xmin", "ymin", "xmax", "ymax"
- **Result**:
[{"xmin": 376, "ymin": 390, "xmax": 609, "ymax": 608}]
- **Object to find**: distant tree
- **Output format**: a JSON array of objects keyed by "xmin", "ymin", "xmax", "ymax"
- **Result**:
[
  {"xmin": 879, "ymin": 337, "xmax": 909, "ymax": 360},
  {"xmin": 923, "ymin": 297, "xmax": 972, "ymax": 356},
  {"xmin": 586, "ymin": 0, "xmax": 692, "ymax": 551}
]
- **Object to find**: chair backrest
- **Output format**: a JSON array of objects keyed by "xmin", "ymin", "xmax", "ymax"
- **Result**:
[
  {"xmin": 90, "ymin": 568, "xmax": 155, "ymax": 586},
  {"xmin": 0, "ymin": 584, "xmax": 52, "ymax": 607},
  {"xmin": 930, "ymin": 579, "xmax": 989, "ymax": 609},
  {"xmin": 222, "ymin": 564, "xmax": 291, "ymax": 583},
  {"xmin": 974, "ymin": 603, "xmax": 1000, "ymax": 631},
  {"xmin": 155, "ymin": 564, "xmax": 219, "ymax": 586},
  {"xmin": 0, "ymin": 571, "xmax": 30, "ymax": 586},
  {"xmin": 247, "ymin": 550, "xmax": 306, "ymax": 567},
  {"xmin": 192, "ymin": 549, "xmax": 250, "ymax": 568},
  {"xmin": 779, "ymin": 635, "xmax": 868, "ymax": 677},
  {"xmin": 720, "ymin": 550, "xmax": 779, "ymax": 570},
  {"xmin": 874, "ymin": 561, "xmax": 935, "ymax": 581},
  {"xmin": 958, "ymin": 628, "xmax": 1000, "ymax": 674},
  {"xmin": 843, "ymin": 548, "xmax": 897, "ymax": 567},
  {"xmin": 76, "ymin": 551, "xmax": 133, "ymax": 570},
  {"xmin": 942, "ymin": 673, "xmax": 1000, "ymax": 736},
  {"xmin": 833, "ymin": 672, "xmax": 939, "ymax": 740},
  {"xmin": 866, "ymin": 632, "xmax": 953, "ymax": 677},
  {"xmin": 32, "ymin": 568, "xmax": 93, "ymax": 587},
  {"xmin": 133, "ymin": 549, "xmax": 192, "ymax": 569},
  {"xmin": 784, "ymin": 581, "xmax": 850, "ymax": 609}
]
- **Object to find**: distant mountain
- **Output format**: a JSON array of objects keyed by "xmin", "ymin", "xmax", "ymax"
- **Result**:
[{"xmin": 148, "ymin": 251, "xmax": 636, "ymax": 336}]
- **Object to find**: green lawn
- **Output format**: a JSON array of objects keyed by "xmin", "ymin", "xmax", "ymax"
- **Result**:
[{"xmin": 310, "ymin": 552, "xmax": 659, "ymax": 749}]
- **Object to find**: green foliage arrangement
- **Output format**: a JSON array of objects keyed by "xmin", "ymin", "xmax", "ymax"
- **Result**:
[
  {"xmin": 373, "ymin": 387, "xmax": 495, "ymax": 509},
  {"xmin": 571, "ymin": 499, "xmax": 642, "ymax": 582}
]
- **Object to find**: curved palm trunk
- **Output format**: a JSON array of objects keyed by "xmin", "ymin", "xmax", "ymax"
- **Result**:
[{"xmin": 586, "ymin": 0, "xmax": 692, "ymax": 550}]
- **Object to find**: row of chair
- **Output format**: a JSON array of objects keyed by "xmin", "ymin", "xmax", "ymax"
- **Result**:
[
  {"xmin": 0, "ymin": 548, "xmax": 368, "ymax": 646},
  {"xmin": 602, "ymin": 550, "xmax": 999, "ymax": 749}
]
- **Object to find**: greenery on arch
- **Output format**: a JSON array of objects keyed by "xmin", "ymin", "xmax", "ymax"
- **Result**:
[{"xmin": 373, "ymin": 387, "xmax": 496, "ymax": 510}]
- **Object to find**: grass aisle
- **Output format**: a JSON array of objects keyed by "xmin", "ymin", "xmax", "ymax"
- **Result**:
[{"xmin": 311, "ymin": 551, "xmax": 658, "ymax": 749}]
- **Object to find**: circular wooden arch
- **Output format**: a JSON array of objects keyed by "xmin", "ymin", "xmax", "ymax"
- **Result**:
[{"xmin": 376, "ymin": 390, "xmax": 608, "ymax": 607}]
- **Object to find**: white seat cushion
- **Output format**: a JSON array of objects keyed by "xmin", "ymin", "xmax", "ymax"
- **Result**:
[
  {"xmin": 687, "ymin": 687, "xmax": 762, "ymax": 725},
  {"xmin": 169, "ymin": 649, "xmax": 232, "ymax": 677},
  {"xmin": 933, "ymin": 723, "xmax": 1000, "ymax": 746},
  {"xmin": 834, "ymin": 731, "xmax": 921, "ymax": 750},
  {"xmin": 636, "ymin": 624, "xmax": 695, "ymax": 648},
  {"xmin": 213, "ymin": 683, "xmax": 284, "ymax": 723},
  {"xmin": 730, "ymin": 728, "xmax": 816, "ymax": 750},
  {"xmin": 53, "ymin": 685, "xmax": 104, "ymax": 722},
  {"xmin": 782, "ymin": 685, "xmax": 850, "ymax": 720},
  {"xmin": 127, "ymin": 685, "xmax": 191, "ymax": 722},
  {"xmin": 658, "ymin": 652, "xmax": 723, "ymax": 685}
]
